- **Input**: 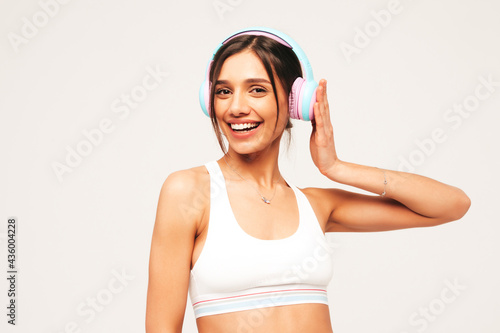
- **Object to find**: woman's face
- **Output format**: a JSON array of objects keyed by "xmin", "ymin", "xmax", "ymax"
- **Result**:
[{"xmin": 213, "ymin": 50, "xmax": 289, "ymax": 156}]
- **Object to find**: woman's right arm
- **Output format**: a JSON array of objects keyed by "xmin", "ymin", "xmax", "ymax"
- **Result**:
[{"xmin": 146, "ymin": 170, "xmax": 205, "ymax": 333}]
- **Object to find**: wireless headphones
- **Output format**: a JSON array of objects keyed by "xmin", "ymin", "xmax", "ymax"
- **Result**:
[{"xmin": 199, "ymin": 26, "xmax": 318, "ymax": 121}]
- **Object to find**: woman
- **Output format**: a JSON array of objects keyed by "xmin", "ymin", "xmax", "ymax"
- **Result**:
[{"xmin": 145, "ymin": 27, "xmax": 470, "ymax": 333}]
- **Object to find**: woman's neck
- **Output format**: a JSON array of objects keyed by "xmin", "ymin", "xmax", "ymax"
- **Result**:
[{"xmin": 222, "ymin": 143, "xmax": 283, "ymax": 188}]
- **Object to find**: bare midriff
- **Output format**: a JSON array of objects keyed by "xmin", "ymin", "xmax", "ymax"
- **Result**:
[{"xmin": 196, "ymin": 303, "xmax": 333, "ymax": 333}]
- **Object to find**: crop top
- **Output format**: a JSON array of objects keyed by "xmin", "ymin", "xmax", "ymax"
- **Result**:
[{"xmin": 188, "ymin": 161, "xmax": 334, "ymax": 318}]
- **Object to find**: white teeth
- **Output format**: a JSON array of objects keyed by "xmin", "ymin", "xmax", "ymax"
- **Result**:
[{"xmin": 230, "ymin": 123, "xmax": 260, "ymax": 130}]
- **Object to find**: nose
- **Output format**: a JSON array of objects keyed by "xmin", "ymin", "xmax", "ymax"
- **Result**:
[{"xmin": 228, "ymin": 91, "xmax": 250, "ymax": 116}]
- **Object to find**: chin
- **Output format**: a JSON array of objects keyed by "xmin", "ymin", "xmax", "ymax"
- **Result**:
[
  {"xmin": 228, "ymin": 143, "xmax": 265, "ymax": 156},
  {"xmin": 227, "ymin": 138, "xmax": 282, "ymax": 158}
]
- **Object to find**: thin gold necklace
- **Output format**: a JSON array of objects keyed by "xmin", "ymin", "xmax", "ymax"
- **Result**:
[{"xmin": 222, "ymin": 155, "xmax": 280, "ymax": 204}]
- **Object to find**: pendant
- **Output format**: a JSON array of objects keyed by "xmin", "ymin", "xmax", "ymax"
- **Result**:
[{"xmin": 261, "ymin": 196, "xmax": 271, "ymax": 204}]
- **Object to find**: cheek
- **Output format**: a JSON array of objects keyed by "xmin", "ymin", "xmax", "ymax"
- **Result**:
[
  {"xmin": 213, "ymin": 99, "xmax": 228, "ymax": 121},
  {"xmin": 213, "ymin": 97, "xmax": 224, "ymax": 113},
  {"xmin": 278, "ymin": 97, "xmax": 290, "ymax": 125}
]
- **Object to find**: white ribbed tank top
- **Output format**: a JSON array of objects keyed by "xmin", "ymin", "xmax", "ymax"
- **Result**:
[{"xmin": 188, "ymin": 161, "xmax": 334, "ymax": 318}]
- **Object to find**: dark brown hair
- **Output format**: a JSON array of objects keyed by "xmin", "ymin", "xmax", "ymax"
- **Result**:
[{"xmin": 208, "ymin": 34, "xmax": 303, "ymax": 153}]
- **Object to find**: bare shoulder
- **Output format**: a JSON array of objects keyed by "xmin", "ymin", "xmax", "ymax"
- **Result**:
[
  {"xmin": 298, "ymin": 186, "xmax": 347, "ymax": 232},
  {"xmin": 156, "ymin": 165, "xmax": 210, "ymax": 233},
  {"xmin": 300, "ymin": 186, "xmax": 347, "ymax": 205},
  {"xmin": 300, "ymin": 187, "xmax": 356, "ymax": 232},
  {"xmin": 160, "ymin": 165, "xmax": 210, "ymax": 197},
  {"xmin": 299, "ymin": 186, "xmax": 345, "ymax": 211}
]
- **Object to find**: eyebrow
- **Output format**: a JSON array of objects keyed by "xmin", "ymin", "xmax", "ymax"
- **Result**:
[{"xmin": 214, "ymin": 78, "xmax": 272, "ymax": 86}]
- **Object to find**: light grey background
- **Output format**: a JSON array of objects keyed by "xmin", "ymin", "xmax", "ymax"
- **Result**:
[{"xmin": 1, "ymin": 0, "xmax": 499, "ymax": 332}]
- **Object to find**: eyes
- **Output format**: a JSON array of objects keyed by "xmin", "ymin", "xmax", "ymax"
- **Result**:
[
  {"xmin": 215, "ymin": 86, "xmax": 269, "ymax": 96},
  {"xmin": 215, "ymin": 88, "xmax": 231, "ymax": 95}
]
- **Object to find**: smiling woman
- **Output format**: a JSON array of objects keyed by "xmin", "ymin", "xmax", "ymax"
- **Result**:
[
  {"xmin": 207, "ymin": 32, "xmax": 303, "ymax": 155},
  {"xmin": 212, "ymin": 50, "xmax": 291, "ymax": 156},
  {"xmin": 145, "ymin": 27, "xmax": 471, "ymax": 333}
]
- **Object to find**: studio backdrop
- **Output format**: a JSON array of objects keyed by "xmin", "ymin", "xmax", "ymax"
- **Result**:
[{"xmin": 1, "ymin": 0, "xmax": 499, "ymax": 332}]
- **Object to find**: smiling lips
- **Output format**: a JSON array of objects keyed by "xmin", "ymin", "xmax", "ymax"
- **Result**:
[{"xmin": 229, "ymin": 122, "xmax": 261, "ymax": 132}]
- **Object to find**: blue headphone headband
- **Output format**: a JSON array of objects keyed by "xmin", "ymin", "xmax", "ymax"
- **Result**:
[{"xmin": 199, "ymin": 26, "xmax": 318, "ymax": 121}]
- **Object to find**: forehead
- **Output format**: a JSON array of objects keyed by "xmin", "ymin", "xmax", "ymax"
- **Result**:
[{"xmin": 217, "ymin": 50, "xmax": 270, "ymax": 81}]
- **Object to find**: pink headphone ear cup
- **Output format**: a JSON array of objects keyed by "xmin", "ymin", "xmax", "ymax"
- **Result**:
[
  {"xmin": 199, "ymin": 60, "xmax": 214, "ymax": 117},
  {"xmin": 305, "ymin": 83, "xmax": 318, "ymax": 121},
  {"xmin": 205, "ymin": 82, "xmax": 211, "ymax": 113},
  {"xmin": 289, "ymin": 78, "xmax": 306, "ymax": 120}
]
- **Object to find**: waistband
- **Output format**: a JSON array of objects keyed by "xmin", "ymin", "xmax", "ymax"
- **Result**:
[{"xmin": 192, "ymin": 285, "xmax": 328, "ymax": 318}]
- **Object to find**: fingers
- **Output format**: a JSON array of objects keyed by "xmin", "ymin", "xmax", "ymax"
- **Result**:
[
  {"xmin": 313, "ymin": 90, "xmax": 323, "ymax": 132},
  {"xmin": 311, "ymin": 79, "xmax": 334, "ymax": 147},
  {"xmin": 319, "ymin": 79, "xmax": 331, "ymax": 124},
  {"xmin": 313, "ymin": 79, "xmax": 330, "ymax": 129}
]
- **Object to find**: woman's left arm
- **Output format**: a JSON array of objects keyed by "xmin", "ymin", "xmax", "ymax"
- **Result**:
[{"xmin": 310, "ymin": 79, "xmax": 471, "ymax": 232}]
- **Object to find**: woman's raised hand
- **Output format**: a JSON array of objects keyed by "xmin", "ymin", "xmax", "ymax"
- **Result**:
[{"xmin": 310, "ymin": 79, "xmax": 339, "ymax": 176}]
